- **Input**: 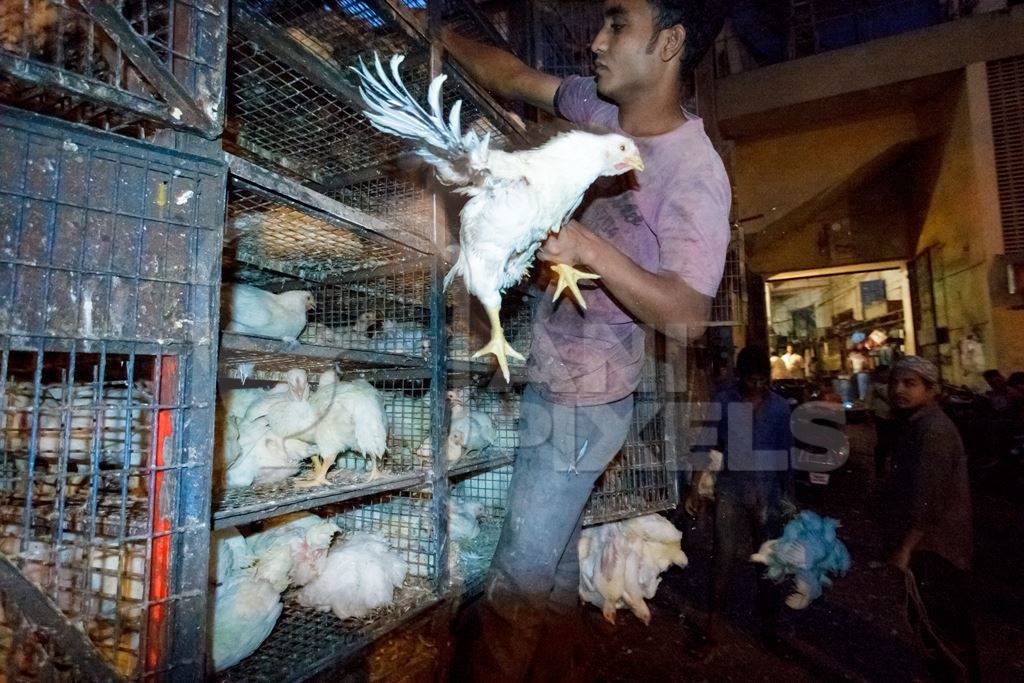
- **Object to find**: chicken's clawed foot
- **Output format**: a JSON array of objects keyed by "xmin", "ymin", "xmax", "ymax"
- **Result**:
[
  {"xmin": 294, "ymin": 454, "xmax": 332, "ymax": 489},
  {"xmin": 551, "ymin": 263, "xmax": 600, "ymax": 310},
  {"xmin": 364, "ymin": 458, "xmax": 382, "ymax": 482},
  {"xmin": 471, "ymin": 306, "xmax": 523, "ymax": 383}
]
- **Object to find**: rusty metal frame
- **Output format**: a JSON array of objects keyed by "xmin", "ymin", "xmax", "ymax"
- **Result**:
[
  {"xmin": 77, "ymin": 0, "xmax": 218, "ymax": 136},
  {"xmin": 0, "ymin": 556, "xmax": 124, "ymax": 682}
]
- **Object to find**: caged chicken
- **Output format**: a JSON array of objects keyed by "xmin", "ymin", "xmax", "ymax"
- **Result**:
[
  {"xmin": 209, "ymin": 526, "xmax": 286, "ymax": 671},
  {"xmin": 298, "ymin": 371, "xmax": 389, "ymax": 487},
  {"xmin": 369, "ymin": 318, "xmax": 431, "ymax": 356},
  {"xmin": 445, "ymin": 388, "xmax": 496, "ymax": 464},
  {"xmin": 245, "ymin": 513, "xmax": 341, "ymax": 593},
  {"xmin": 242, "ymin": 369, "xmax": 390, "ymax": 487},
  {"xmin": 222, "ymin": 283, "xmax": 315, "ymax": 341},
  {"xmin": 449, "ymin": 497, "xmax": 487, "ymax": 542},
  {"xmin": 1, "ymin": 380, "xmax": 153, "ymax": 497},
  {"xmin": 352, "ymin": 54, "xmax": 644, "ymax": 381},
  {"xmin": 295, "ymin": 531, "xmax": 408, "ymax": 621},
  {"xmin": 217, "ymin": 382, "xmax": 314, "ymax": 489},
  {"xmin": 578, "ymin": 514, "xmax": 688, "ymax": 625}
]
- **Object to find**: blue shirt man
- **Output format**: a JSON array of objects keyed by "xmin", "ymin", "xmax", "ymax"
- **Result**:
[{"xmin": 705, "ymin": 346, "xmax": 794, "ymax": 650}]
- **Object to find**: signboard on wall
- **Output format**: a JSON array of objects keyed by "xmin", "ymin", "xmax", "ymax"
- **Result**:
[{"xmin": 860, "ymin": 279, "xmax": 887, "ymax": 317}]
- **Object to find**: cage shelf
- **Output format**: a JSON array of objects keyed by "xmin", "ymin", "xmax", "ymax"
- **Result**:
[
  {"xmin": 212, "ymin": 469, "xmax": 427, "ymax": 530},
  {"xmin": 216, "ymin": 580, "xmax": 439, "ymax": 682},
  {"xmin": 218, "ymin": 332, "xmax": 428, "ymax": 382},
  {"xmin": 226, "ymin": 153, "xmax": 435, "ymax": 269},
  {"xmin": 447, "ymin": 451, "xmax": 514, "ymax": 479}
]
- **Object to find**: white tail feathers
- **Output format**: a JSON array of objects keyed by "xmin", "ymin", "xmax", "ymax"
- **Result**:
[{"xmin": 352, "ymin": 53, "xmax": 490, "ymax": 187}]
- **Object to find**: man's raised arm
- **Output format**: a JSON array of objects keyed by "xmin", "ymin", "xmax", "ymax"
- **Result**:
[{"xmin": 440, "ymin": 26, "xmax": 562, "ymax": 114}]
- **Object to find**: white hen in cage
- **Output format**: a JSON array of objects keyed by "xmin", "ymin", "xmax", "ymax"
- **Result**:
[
  {"xmin": 295, "ymin": 532, "xmax": 408, "ymax": 621},
  {"xmin": 223, "ymin": 284, "xmax": 315, "ymax": 341}
]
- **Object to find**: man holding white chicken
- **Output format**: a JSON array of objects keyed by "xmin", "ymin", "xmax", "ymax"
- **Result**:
[{"xmin": 438, "ymin": 1, "xmax": 731, "ymax": 678}]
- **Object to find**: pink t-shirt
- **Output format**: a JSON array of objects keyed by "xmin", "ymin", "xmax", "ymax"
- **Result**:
[{"xmin": 527, "ymin": 76, "xmax": 732, "ymax": 406}]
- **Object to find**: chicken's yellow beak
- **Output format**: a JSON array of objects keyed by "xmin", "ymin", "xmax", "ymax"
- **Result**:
[{"xmin": 627, "ymin": 155, "xmax": 645, "ymax": 172}]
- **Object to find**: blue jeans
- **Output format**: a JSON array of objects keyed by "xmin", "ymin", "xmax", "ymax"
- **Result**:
[
  {"xmin": 710, "ymin": 483, "xmax": 785, "ymax": 635},
  {"xmin": 455, "ymin": 385, "xmax": 633, "ymax": 682}
]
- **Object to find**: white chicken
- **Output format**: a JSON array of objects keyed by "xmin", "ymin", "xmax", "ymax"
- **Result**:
[
  {"xmin": 449, "ymin": 498, "xmax": 487, "ymax": 541},
  {"xmin": 212, "ymin": 527, "xmax": 255, "ymax": 585},
  {"xmin": 217, "ymin": 383, "xmax": 313, "ymax": 489},
  {"xmin": 245, "ymin": 513, "xmax": 341, "ymax": 592},
  {"xmin": 208, "ymin": 528, "xmax": 286, "ymax": 671},
  {"xmin": 327, "ymin": 310, "xmax": 379, "ymax": 348},
  {"xmin": 578, "ymin": 514, "xmax": 688, "ymax": 625},
  {"xmin": 295, "ymin": 532, "xmax": 407, "ymax": 620},
  {"xmin": 12, "ymin": 382, "xmax": 153, "ymax": 496},
  {"xmin": 210, "ymin": 573, "xmax": 283, "ymax": 671},
  {"xmin": 353, "ymin": 54, "xmax": 644, "ymax": 381},
  {"xmin": 223, "ymin": 284, "xmax": 315, "ymax": 341},
  {"xmin": 226, "ymin": 424, "xmax": 309, "ymax": 488},
  {"xmin": 293, "ymin": 372, "xmax": 389, "ymax": 488},
  {"xmin": 369, "ymin": 319, "xmax": 431, "ymax": 356},
  {"xmin": 445, "ymin": 388, "xmax": 496, "ymax": 463},
  {"xmin": 246, "ymin": 369, "xmax": 321, "ymax": 443}
]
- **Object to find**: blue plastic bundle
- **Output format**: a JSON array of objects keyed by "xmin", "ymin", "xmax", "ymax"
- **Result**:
[{"xmin": 751, "ymin": 510, "xmax": 852, "ymax": 609}]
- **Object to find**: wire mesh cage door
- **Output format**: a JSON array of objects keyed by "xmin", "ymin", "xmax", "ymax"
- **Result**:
[
  {"xmin": 0, "ymin": 105, "xmax": 225, "ymax": 678},
  {"xmin": 0, "ymin": 0, "xmax": 227, "ymax": 137},
  {"xmin": 583, "ymin": 332, "xmax": 680, "ymax": 526}
]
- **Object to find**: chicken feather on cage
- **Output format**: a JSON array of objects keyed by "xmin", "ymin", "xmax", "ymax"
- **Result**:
[{"xmin": 352, "ymin": 53, "xmax": 644, "ymax": 381}]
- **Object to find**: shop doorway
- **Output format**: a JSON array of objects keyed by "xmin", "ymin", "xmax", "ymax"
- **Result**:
[{"xmin": 765, "ymin": 262, "xmax": 915, "ymax": 407}]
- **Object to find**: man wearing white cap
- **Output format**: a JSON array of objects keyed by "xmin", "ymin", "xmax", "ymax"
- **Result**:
[{"xmin": 887, "ymin": 356, "xmax": 978, "ymax": 681}]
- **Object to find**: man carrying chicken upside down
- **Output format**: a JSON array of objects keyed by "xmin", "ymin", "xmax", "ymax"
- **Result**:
[{"xmin": 442, "ymin": 1, "xmax": 731, "ymax": 679}]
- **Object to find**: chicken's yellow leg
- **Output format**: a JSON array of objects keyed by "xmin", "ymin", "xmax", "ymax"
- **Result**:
[
  {"xmin": 471, "ymin": 306, "xmax": 524, "ymax": 382},
  {"xmin": 550, "ymin": 263, "xmax": 600, "ymax": 310},
  {"xmin": 295, "ymin": 454, "xmax": 332, "ymax": 488},
  {"xmin": 366, "ymin": 456, "xmax": 382, "ymax": 482}
]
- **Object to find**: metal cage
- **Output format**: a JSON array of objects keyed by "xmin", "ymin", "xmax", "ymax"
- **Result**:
[
  {"xmin": 532, "ymin": 0, "xmax": 602, "ymax": 78},
  {"xmin": 450, "ymin": 465, "xmax": 511, "ymax": 596},
  {"xmin": 0, "ymin": 105, "xmax": 225, "ymax": 678},
  {"xmin": 0, "ymin": 0, "xmax": 227, "ymax": 138},
  {"xmin": 226, "ymin": 0, "xmax": 519, "ymax": 196},
  {"xmin": 217, "ymin": 491, "xmax": 438, "ymax": 682},
  {"xmin": 584, "ymin": 335, "xmax": 678, "ymax": 526},
  {"xmin": 709, "ymin": 228, "xmax": 745, "ymax": 326}
]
